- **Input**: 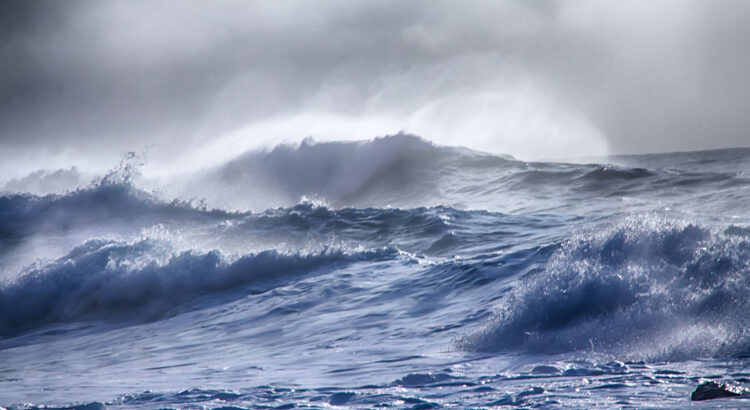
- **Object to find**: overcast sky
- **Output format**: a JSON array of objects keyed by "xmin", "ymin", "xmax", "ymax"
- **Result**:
[{"xmin": 2, "ymin": 0, "xmax": 749, "ymax": 176}]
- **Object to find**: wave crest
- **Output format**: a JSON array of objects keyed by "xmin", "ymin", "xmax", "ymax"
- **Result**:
[
  {"xmin": 0, "ymin": 239, "xmax": 399, "ymax": 333},
  {"xmin": 462, "ymin": 217, "xmax": 750, "ymax": 361}
]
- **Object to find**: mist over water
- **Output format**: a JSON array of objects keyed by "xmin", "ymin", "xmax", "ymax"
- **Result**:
[{"xmin": 3, "ymin": 1, "xmax": 750, "ymax": 178}]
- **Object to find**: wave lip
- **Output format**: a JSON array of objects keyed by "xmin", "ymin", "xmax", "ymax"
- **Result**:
[
  {"xmin": 462, "ymin": 216, "xmax": 750, "ymax": 361},
  {"xmin": 0, "ymin": 238, "xmax": 399, "ymax": 334}
]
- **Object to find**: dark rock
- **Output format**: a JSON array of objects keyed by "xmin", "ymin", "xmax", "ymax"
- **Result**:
[
  {"xmin": 531, "ymin": 365, "xmax": 560, "ymax": 375},
  {"xmin": 395, "ymin": 372, "xmax": 454, "ymax": 387},
  {"xmin": 329, "ymin": 392, "xmax": 355, "ymax": 405},
  {"xmin": 691, "ymin": 380, "xmax": 750, "ymax": 401}
]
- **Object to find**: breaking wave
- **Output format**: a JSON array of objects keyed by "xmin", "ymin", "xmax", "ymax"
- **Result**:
[
  {"xmin": 169, "ymin": 135, "xmax": 750, "ymax": 211},
  {"xmin": 463, "ymin": 217, "xmax": 750, "ymax": 361},
  {"xmin": 176, "ymin": 133, "xmax": 511, "ymax": 210},
  {"xmin": 0, "ymin": 184, "xmax": 231, "ymax": 249},
  {"xmin": 0, "ymin": 238, "xmax": 400, "ymax": 333},
  {"xmin": 6, "ymin": 135, "xmax": 749, "ymax": 213}
]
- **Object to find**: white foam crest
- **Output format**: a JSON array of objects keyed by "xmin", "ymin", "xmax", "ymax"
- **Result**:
[
  {"xmin": 463, "ymin": 214, "xmax": 750, "ymax": 361},
  {"xmin": 0, "ymin": 238, "xmax": 401, "ymax": 332}
]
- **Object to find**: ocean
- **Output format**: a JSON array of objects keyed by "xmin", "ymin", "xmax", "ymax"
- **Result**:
[{"xmin": 2, "ymin": 134, "xmax": 750, "ymax": 408}]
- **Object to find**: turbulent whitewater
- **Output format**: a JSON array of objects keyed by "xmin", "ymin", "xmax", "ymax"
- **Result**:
[{"xmin": 2, "ymin": 134, "xmax": 750, "ymax": 408}]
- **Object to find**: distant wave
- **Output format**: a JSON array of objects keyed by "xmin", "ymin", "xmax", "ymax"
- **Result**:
[
  {"xmin": 462, "ymin": 217, "xmax": 750, "ymax": 361},
  {"xmin": 170, "ymin": 134, "xmax": 750, "ymax": 211},
  {"xmin": 172, "ymin": 134, "xmax": 516, "ymax": 210},
  {"xmin": 4, "ymin": 135, "xmax": 748, "ymax": 213},
  {"xmin": 0, "ymin": 181, "xmax": 507, "ymax": 257},
  {"xmin": 0, "ymin": 238, "xmax": 400, "ymax": 333}
]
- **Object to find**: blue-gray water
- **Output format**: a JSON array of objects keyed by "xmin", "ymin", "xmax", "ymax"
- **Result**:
[{"xmin": 2, "ymin": 135, "xmax": 750, "ymax": 408}]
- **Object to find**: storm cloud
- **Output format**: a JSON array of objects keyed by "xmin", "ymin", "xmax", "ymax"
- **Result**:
[{"xmin": 1, "ymin": 0, "xmax": 749, "ymax": 176}]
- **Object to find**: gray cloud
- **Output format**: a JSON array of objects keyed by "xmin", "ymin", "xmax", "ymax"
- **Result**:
[{"xmin": 1, "ymin": 0, "xmax": 749, "ymax": 176}]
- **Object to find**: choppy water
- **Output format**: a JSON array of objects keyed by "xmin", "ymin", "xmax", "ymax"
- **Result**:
[{"xmin": 2, "ymin": 135, "xmax": 750, "ymax": 408}]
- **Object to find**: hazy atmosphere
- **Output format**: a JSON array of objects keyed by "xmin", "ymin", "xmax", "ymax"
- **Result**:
[{"xmin": 2, "ymin": 0, "xmax": 749, "ymax": 177}]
